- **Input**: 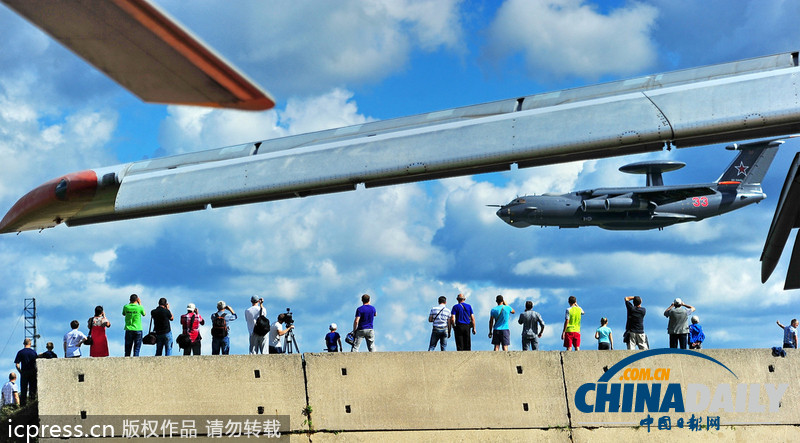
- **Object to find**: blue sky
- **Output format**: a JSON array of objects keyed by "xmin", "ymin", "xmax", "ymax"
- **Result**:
[{"xmin": 2, "ymin": 0, "xmax": 800, "ymax": 373}]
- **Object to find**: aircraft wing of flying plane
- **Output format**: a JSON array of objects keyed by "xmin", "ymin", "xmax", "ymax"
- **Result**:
[
  {"xmin": 761, "ymin": 151, "xmax": 800, "ymax": 289},
  {"xmin": 3, "ymin": 1, "xmax": 800, "ymax": 234},
  {"xmin": 494, "ymin": 137, "xmax": 789, "ymax": 231}
]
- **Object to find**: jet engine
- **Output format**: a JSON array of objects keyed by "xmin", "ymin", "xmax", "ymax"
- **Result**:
[
  {"xmin": 604, "ymin": 197, "xmax": 648, "ymax": 211},
  {"xmin": 581, "ymin": 197, "xmax": 649, "ymax": 212},
  {"xmin": 581, "ymin": 199, "xmax": 606, "ymax": 212}
]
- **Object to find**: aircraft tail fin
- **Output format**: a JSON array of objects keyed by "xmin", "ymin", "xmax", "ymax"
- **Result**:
[{"xmin": 716, "ymin": 137, "xmax": 790, "ymax": 185}]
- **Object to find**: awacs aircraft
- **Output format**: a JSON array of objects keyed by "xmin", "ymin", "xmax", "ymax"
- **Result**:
[
  {"xmin": 494, "ymin": 137, "xmax": 790, "ymax": 231},
  {"xmin": 4, "ymin": 1, "xmax": 800, "ymax": 234}
]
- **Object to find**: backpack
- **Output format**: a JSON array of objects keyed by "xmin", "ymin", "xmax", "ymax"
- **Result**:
[
  {"xmin": 211, "ymin": 313, "xmax": 228, "ymax": 338},
  {"xmin": 253, "ymin": 313, "xmax": 270, "ymax": 336}
]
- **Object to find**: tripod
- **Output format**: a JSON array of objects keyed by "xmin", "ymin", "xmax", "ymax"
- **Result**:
[{"xmin": 285, "ymin": 328, "xmax": 300, "ymax": 354}]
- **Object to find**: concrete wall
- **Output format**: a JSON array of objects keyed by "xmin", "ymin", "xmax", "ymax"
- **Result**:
[
  {"xmin": 305, "ymin": 351, "xmax": 568, "ymax": 431},
  {"xmin": 37, "ymin": 354, "xmax": 306, "ymax": 440},
  {"xmin": 34, "ymin": 349, "xmax": 799, "ymax": 441}
]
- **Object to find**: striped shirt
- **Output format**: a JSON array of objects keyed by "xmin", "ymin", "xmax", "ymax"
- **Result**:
[{"xmin": 429, "ymin": 305, "xmax": 451, "ymax": 329}]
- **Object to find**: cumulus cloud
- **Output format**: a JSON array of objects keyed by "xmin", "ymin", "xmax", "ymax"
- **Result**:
[
  {"xmin": 483, "ymin": 0, "xmax": 659, "ymax": 81},
  {"xmin": 153, "ymin": 0, "xmax": 465, "ymax": 97},
  {"xmin": 514, "ymin": 258, "xmax": 578, "ymax": 277}
]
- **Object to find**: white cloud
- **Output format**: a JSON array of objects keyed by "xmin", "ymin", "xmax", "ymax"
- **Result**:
[
  {"xmin": 159, "ymin": 106, "xmax": 283, "ymax": 155},
  {"xmin": 484, "ymin": 0, "xmax": 658, "ymax": 80},
  {"xmin": 513, "ymin": 257, "xmax": 578, "ymax": 277},
  {"xmin": 153, "ymin": 0, "xmax": 465, "ymax": 96},
  {"xmin": 91, "ymin": 249, "xmax": 117, "ymax": 270},
  {"xmin": 280, "ymin": 89, "xmax": 373, "ymax": 135}
]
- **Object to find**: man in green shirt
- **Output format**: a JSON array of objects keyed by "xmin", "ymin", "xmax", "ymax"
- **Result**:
[
  {"xmin": 561, "ymin": 295, "xmax": 584, "ymax": 351},
  {"xmin": 122, "ymin": 294, "xmax": 146, "ymax": 356}
]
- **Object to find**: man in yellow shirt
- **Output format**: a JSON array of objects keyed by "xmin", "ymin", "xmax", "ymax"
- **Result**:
[{"xmin": 561, "ymin": 296, "xmax": 584, "ymax": 351}]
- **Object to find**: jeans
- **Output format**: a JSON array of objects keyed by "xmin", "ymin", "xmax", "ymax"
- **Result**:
[
  {"xmin": 428, "ymin": 328, "xmax": 447, "ymax": 351},
  {"xmin": 669, "ymin": 333, "xmax": 688, "ymax": 349},
  {"xmin": 454, "ymin": 324, "xmax": 472, "ymax": 351},
  {"xmin": 183, "ymin": 340, "xmax": 201, "ymax": 355},
  {"xmin": 156, "ymin": 331, "xmax": 173, "ymax": 356},
  {"xmin": 125, "ymin": 330, "xmax": 143, "ymax": 356},
  {"xmin": 352, "ymin": 329, "xmax": 375, "ymax": 352},
  {"xmin": 268, "ymin": 345, "xmax": 283, "ymax": 354},
  {"xmin": 212, "ymin": 336, "xmax": 230, "ymax": 355},
  {"xmin": 522, "ymin": 336, "xmax": 539, "ymax": 350}
]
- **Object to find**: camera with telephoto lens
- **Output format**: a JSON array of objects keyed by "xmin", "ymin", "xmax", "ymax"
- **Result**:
[{"xmin": 283, "ymin": 308, "xmax": 294, "ymax": 325}]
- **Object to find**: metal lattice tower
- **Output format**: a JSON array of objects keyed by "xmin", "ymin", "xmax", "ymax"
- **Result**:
[{"xmin": 24, "ymin": 298, "xmax": 39, "ymax": 351}]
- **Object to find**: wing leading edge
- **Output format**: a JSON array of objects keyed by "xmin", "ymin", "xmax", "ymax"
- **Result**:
[
  {"xmin": 1, "ymin": 0, "xmax": 274, "ymax": 110},
  {"xmin": 3, "ymin": 52, "xmax": 800, "ymax": 233}
]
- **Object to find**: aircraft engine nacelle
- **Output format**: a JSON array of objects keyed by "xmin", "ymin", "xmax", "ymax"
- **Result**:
[
  {"xmin": 581, "ymin": 199, "xmax": 606, "ymax": 212},
  {"xmin": 604, "ymin": 197, "xmax": 648, "ymax": 212}
]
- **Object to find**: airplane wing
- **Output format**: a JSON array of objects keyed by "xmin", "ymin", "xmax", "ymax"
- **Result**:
[
  {"xmin": 1, "ymin": 0, "xmax": 274, "ymax": 110},
  {"xmin": 3, "ymin": 51, "xmax": 800, "ymax": 233},
  {"xmin": 585, "ymin": 185, "xmax": 716, "ymax": 206},
  {"xmin": 760, "ymin": 152, "xmax": 800, "ymax": 288}
]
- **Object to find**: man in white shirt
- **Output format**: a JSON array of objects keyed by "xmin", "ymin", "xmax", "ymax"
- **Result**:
[
  {"xmin": 245, "ymin": 295, "xmax": 266, "ymax": 354},
  {"xmin": 63, "ymin": 320, "xmax": 87, "ymax": 358},
  {"xmin": 428, "ymin": 296, "xmax": 451, "ymax": 351},
  {"xmin": 2, "ymin": 372, "xmax": 19, "ymax": 408},
  {"xmin": 268, "ymin": 313, "xmax": 294, "ymax": 354}
]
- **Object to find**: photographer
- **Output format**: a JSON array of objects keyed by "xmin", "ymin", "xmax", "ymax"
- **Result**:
[
  {"xmin": 210, "ymin": 301, "xmax": 237, "ymax": 355},
  {"xmin": 245, "ymin": 296, "xmax": 266, "ymax": 354},
  {"xmin": 268, "ymin": 313, "xmax": 294, "ymax": 354}
]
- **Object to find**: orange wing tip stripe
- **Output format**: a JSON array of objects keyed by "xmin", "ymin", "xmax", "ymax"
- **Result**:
[
  {"xmin": 718, "ymin": 181, "xmax": 741, "ymax": 185},
  {"xmin": 111, "ymin": 0, "xmax": 274, "ymax": 110},
  {"xmin": 0, "ymin": 171, "xmax": 98, "ymax": 233}
]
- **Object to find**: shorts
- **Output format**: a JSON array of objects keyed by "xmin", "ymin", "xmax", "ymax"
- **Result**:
[
  {"xmin": 598, "ymin": 341, "xmax": 610, "ymax": 350},
  {"xmin": 491, "ymin": 329, "xmax": 510, "ymax": 346},
  {"xmin": 563, "ymin": 331, "xmax": 581, "ymax": 348}
]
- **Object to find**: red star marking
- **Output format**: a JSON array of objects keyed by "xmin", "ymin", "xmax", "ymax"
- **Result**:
[{"xmin": 734, "ymin": 161, "xmax": 749, "ymax": 176}]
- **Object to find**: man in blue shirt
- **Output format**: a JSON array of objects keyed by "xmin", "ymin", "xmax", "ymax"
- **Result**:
[
  {"xmin": 450, "ymin": 293, "xmax": 476, "ymax": 351},
  {"xmin": 352, "ymin": 294, "xmax": 377, "ymax": 352},
  {"xmin": 489, "ymin": 295, "xmax": 515, "ymax": 351}
]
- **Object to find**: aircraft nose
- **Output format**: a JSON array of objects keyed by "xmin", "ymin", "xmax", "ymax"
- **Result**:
[{"xmin": 496, "ymin": 206, "xmax": 511, "ymax": 223}]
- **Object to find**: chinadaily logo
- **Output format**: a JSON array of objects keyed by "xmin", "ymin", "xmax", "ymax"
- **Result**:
[{"xmin": 573, "ymin": 349, "xmax": 789, "ymax": 432}]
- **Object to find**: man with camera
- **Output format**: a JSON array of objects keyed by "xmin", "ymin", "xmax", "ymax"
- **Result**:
[
  {"xmin": 268, "ymin": 313, "xmax": 294, "ymax": 354},
  {"xmin": 151, "ymin": 298, "xmax": 174, "ymax": 356},
  {"xmin": 245, "ymin": 296, "xmax": 267, "ymax": 354},
  {"xmin": 211, "ymin": 301, "xmax": 237, "ymax": 355},
  {"xmin": 122, "ymin": 294, "xmax": 146, "ymax": 357},
  {"xmin": 664, "ymin": 298, "xmax": 695, "ymax": 349}
]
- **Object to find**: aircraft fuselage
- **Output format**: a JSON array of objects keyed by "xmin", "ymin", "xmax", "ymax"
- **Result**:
[{"xmin": 497, "ymin": 185, "xmax": 766, "ymax": 230}]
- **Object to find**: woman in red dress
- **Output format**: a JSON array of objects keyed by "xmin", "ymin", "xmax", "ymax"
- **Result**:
[{"xmin": 88, "ymin": 305, "xmax": 111, "ymax": 357}]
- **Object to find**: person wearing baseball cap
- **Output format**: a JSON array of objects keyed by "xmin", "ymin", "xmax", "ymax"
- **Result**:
[
  {"xmin": 664, "ymin": 298, "xmax": 695, "ymax": 349},
  {"xmin": 180, "ymin": 303, "xmax": 204, "ymax": 355},
  {"xmin": 325, "ymin": 323, "xmax": 342, "ymax": 352}
]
